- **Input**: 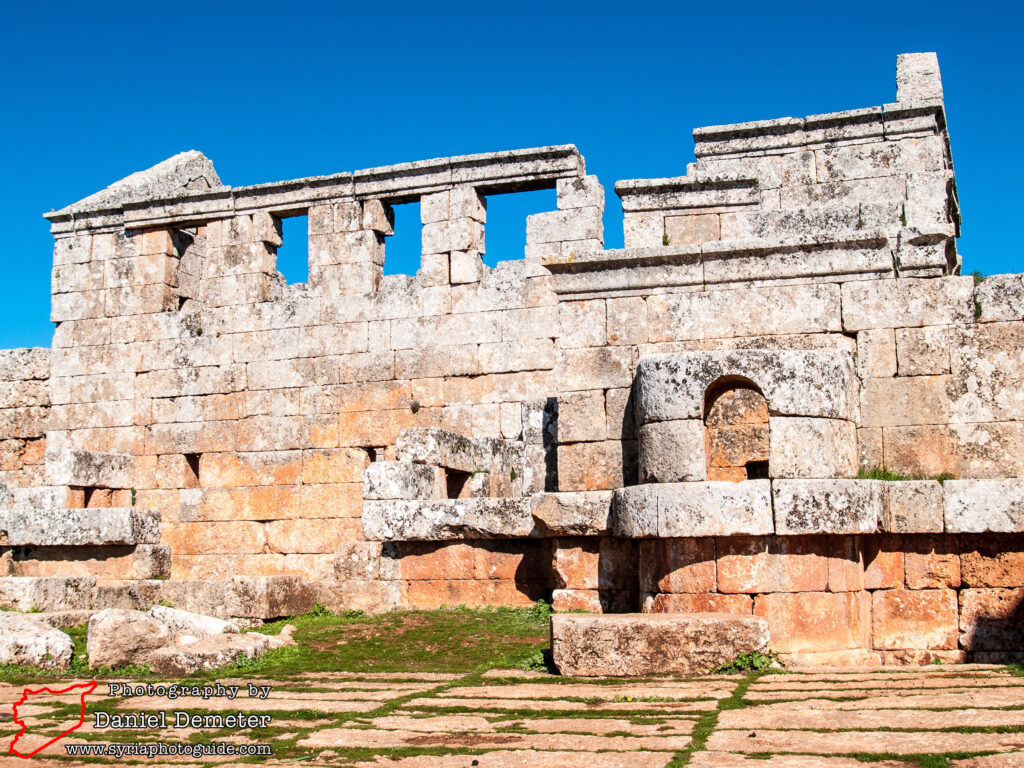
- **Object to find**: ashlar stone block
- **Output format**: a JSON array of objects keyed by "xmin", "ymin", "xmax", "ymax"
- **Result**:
[
  {"xmin": 768, "ymin": 418, "xmax": 857, "ymax": 479},
  {"xmin": 773, "ymin": 479, "xmax": 883, "ymax": 535},
  {"xmin": 883, "ymin": 481, "xmax": 944, "ymax": 533},
  {"xmin": 944, "ymin": 480, "xmax": 1024, "ymax": 533},
  {"xmin": 637, "ymin": 419, "xmax": 705, "ymax": 483}
]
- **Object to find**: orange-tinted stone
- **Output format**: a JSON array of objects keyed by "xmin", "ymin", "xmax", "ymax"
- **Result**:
[
  {"xmin": 398, "ymin": 543, "xmax": 475, "ymax": 580},
  {"xmin": 639, "ymin": 538, "xmax": 716, "ymax": 594},
  {"xmin": 598, "ymin": 538, "xmax": 639, "ymax": 593},
  {"xmin": 959, "ymin": 588, "xmax": 1024, "ymax": 651},
  {"xmin": 718, "ymin": 536, "xmax": 828, "ymax": 594},
  {"xmin": 863, "ymin": 534, "xmax": 905, "ymax": 590},
  {"xmin": 827, "ymin": 536, "xmax": 864, "ymax": 592},
  {"xmin": 871, "ymin": 588, "xmax": 958, "ymax": 650},
  {"xmin": 882, "ymin": 425, "xmax": 957, "ymax": 478},
  {"xmin": 553, "ymin": 541, "xmax": 600, "ymax": 590},
  {"xmin": 553, "ymin": 589, "xmax": 602, "ymax": 613},
  {"xmin": 754, "ymin": 591, "xmax": 870, "ymax": 653},
  {"xmin": 648, "ymin": 593, "xmax": 753, "ymax": 614},
  {"xmin": 960, "ymin": 534, "xmax": 1024, "ymax": 588},
  {"xmin": 904, "ymin": 534, "xmax": 960, "ymax": 589},
  {"xmin": 705, "ymin": 385, "xmax": 769, "ymax": 481},
  {"xmin": 474, "ymin": 541, "xmax": 551, "ymax": 581}
]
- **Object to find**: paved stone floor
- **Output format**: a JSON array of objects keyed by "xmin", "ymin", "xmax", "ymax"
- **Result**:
[{"xmin": 3, "ymin": 666, "xmax": 1024, "ymax": 766}]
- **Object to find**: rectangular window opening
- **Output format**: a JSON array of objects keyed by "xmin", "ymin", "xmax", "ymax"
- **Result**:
[
  {"xmin": 445, "ymin": 469, "xmax": 471, "ymax": 499},
  {"xmin": 184, "ymin": 453, "xmax": 201, "ymax": 488},
  {"xmin": 483, "ymin": 188, "xmax": 557, "ymax": 267},
  {"xmin": 276, "ymin": 214, "xmax": 309, "ymax": 285},
  {"xmin": 383, "ymin": 201, "xmax": 421, "ymax": 277}
]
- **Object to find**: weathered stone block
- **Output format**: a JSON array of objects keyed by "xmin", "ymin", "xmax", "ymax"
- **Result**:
[
  {"xmin": 226, "ymin": 576, "xmax": 315, "ymax": 618},
  {"xmin": 944, "ymin": 480, "xmax": 1024, "ymax": 533},
  {"xmin": 974, "ymin": 273, "xmax": 1024, "ymax": 323},
  {"xmin": 872, "ymin": 588, "xmax": 958, "ymax": 650},
  {"xmin": 557, "ymin": 347, "xmax": 633, "ymax": 392},
  {"xmin": 639, "ymin": 538, "xmax": 716, "ymax": 594},
  {"xmin": 46, "ymin": 449, "xmax": 132, "ymax": 488},
  {"xmin": 882, "ymin": 425, "xmax": 956, "ymax": 478},
  {"xmin": 553, "ymin": 541, "xmax": 599, "ymax": 590},
  {"xmin": 0, "ymin": 613, "xmax": 73, "ymax": 670},
  {"xmin": 0, "ymin": 576, "xmax": 96, "ymax": 612},
  {"xmin": 773, "ymin": 479, "xmax": 883, "ymax": 535},
  {"xmin": 551, "ymin": 613, "xmax": 769, "ymax": 677},
  {"xmin": 960, "ymin": 534, "xmax": 1024, "ymax": 588},
  {"xmin": 768, "ymin": 418, "xmax": 857, "ymax": 479},
  {"xmin": 959, "ymin": 588, "xmax": 1024, "ymax": 651},
  {"xmin": 362, "ymin": 498, "xmax": 536, "ymax": 541},
  {"xmin": 556, "ymin": 175, "xmax": 604, "ymax": 210},
  {"xmin": 526, "ymin": 208, "xmax": 602, "ymax": 244},
  {"xmin": 647, "ymin": 284, "xmax": 841, "ymax": 341},
  {"xmin": 754, "ymin": 591, "xmax": 870, "ymax": 653},
  {"xmin": 904, "ymin": 534, "xmax": 960, "ymax": 589},
  {"xmin": 841, "ymin": 277, "xmax": 973, "ymax": 331},
  {"xmin": 4, "ymin": 506, "xmax": 159, "ymax": 547},
  {"xmin": 636, "ymin": 350, "xmax": 856, "ymax": 424},
  {"xmin": 638, "ymin": 419, "xmax": 705, "ymax": 483},
  {"xmin": 557, "ymin": 440, "xmax": 635, "ymax": 492},
  {"xmin": 530, "ymin": 491, "xmax": 612, "ymax": 536},
  {"xmin": 717, "ymin": 535, "xmax": 828, "ymax": 594},
  {"xmin": 362, "ymin": 461, "xmax": 443, "ymax": 501},
  {"xmin": 857, "ymin": 329, "xmax": 896, "ymax": 379},
  {"xmin": 614, "ymin": 481, "xmax": 773, "ymax": 538},
  {"xmin": 896, "ymin": 326, "xmax": 950, "ymax": 376},
  {"xmin": 644, "ymin": 593, "xmax": 753, "ymax": 615},
  {"xmin": 860, "ymin": 376, "xmax": 952, "ymax": 427},
  {"xmin": 148, "ymin": 633, "xmax": 270, "ymax": 676},
  {"xmin": 87, "ymin": 608, "xmax": 171, "ymax": 668},
  {"xmin": 148, "ymin": 605, "xmax": 238, "ymax": 639},
  {"xmin": 883, "ymin": 481, "xmax": 943, "ymax": 533},
  {"xmin": 556, "ymin": 390, "xmax": 606, "ymax": 442}
]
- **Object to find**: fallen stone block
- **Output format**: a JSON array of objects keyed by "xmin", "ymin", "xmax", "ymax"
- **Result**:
[
  {"xmin": 773, "ymin": 479, "xmax": 883, "ymax": 535},
  {"xmin": 148, "ymin": 605, "xmax": 239, "ymax": 640},
  {"xmin": 944, "ymin": 479, "xmax": 1024, "ymax": 533},
  {"xmin": 362, "ymin": 498, "xmax": 536, "ymax": 541},
  {"xmin": 148, "ymin": 633, "xmax": 271, "ymax": 676},
  {"xmin": 34, "ymin": 609, "xmax": 95, "ymax": 628},
  {"xmin": 249, "ymin": 624, "xmax": 297, "ymax": 650},
  {"xmin": 0, "ymin": 612, "xmax": 74, "ymax": 670},
  {"xmin": 551, "ymin": 613, "xmax": 769, "ymax": 676},
  {"xmin": 530, "ymin": 491, "xmax": 613, "ymax": 536},
  {"xmin": 87, "ymin": 609, "xmax": 171, "ymax": 669}
]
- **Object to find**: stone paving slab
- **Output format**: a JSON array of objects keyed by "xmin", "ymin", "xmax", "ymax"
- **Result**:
[{"xmin": 2, "ymin": 666, "xmax": 1024, "ymax": 765}]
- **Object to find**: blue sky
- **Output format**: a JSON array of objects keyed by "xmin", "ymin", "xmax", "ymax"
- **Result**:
[{"xmin": 1, "ymin": 0, "xmax": 1020, "ymax": 348}]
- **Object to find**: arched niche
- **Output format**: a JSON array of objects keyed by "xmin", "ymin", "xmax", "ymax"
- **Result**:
[{"xmin": 703, "ymin": 376, "xmax": 770, "ymax": 481}]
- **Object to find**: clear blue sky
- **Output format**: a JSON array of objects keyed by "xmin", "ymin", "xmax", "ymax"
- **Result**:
[{"xmin": 1, "ymin": 1, "xmax": 1020, "ymax": 349}]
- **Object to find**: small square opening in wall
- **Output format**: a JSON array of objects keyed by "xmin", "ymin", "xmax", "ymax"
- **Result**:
[
  {"xmin": 383, "ymin": 201, "xmax": 421, "ymax": 276},
  {"xmin": 276, "ymin": 215, "xmax": 309, "ymax": 284},
  {"xmin": 445, "ymin": 469, "xmax": 471, "ymax": 499}
]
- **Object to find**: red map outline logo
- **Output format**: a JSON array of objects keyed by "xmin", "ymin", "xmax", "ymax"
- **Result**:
[{"xmin": 8, "ymin": 680, "xmax": 98, "ymax": 759}]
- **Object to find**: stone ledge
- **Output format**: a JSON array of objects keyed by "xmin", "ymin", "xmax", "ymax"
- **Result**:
[
  {"xmin": 773, "ymin": 479, "xmax": 883, "ymax": 535},
  {"xmin": 613, "ymin": 481, "xmax": 773, "ymax": 538},
  {"xmin": 1, "ymin": 507, "xmax": 159, "ymax": 546},
  {"xmin": 551, "ymin": 612, "xmax": 770, "ymax": 676},
  {"xmin": 362, "ymin": 498, "xmax": 536, "ymax": 541},
  {"xmin": 944, "ymin": 479, "xmax": 1024, "ymax": 533}
]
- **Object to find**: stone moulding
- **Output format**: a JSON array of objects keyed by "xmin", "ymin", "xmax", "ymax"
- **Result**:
[
  {"xmin": 612, "ymin": 478, "xmax": 1024, "ymax": 538},
  {"xmin": 44, "ymin": 145, "xmax": 585, "ymax": 235}
]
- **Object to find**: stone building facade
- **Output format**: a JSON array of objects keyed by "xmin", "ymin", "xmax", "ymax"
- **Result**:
[{"xmin": 2, "ymin": 53, "xmax": 1023, "ymax": 665}]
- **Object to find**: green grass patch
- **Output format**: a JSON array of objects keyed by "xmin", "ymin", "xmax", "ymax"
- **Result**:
[
  {"xmin": 711, "ymin": 651, "xmax": 779, "ymax": 675},
  {"xmin": 858, "ymin": 467, "xmax": 955, "ymax": 483},
  {"xmin": 0, "ymin": 604, "xmax": 552, "ymax": 684}
]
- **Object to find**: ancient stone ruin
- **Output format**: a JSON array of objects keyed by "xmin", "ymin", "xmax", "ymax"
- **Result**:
[{"xmin": 2, "ymin": 52, "xmax": 1022, "ymax": 667}]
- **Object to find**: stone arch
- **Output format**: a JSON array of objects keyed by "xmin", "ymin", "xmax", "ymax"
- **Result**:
[{"xmin": 703, "ymin": 376, "xmax": 770, "ymax": 481}]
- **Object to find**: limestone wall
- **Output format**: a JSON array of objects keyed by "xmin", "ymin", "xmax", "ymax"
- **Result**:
[{"xmin": 1, "ymin": 53, "xmax": 1023, "ymax": 662}]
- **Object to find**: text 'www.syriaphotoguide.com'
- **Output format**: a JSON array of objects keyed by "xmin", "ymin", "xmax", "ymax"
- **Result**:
[{"xmin": 64, "ymin": 742, "xmax": 272, "ymax": 758}]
